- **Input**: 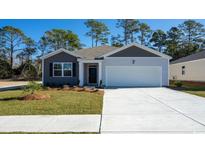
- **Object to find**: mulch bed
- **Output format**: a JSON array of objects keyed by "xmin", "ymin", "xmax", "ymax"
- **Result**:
[
  {"xmin": 182, "ymin": 81, "xmax": 205, "ymax": 87},
  {"xmin": 61, "ymin": 85, "xmax": 103, "ymax": 94}
]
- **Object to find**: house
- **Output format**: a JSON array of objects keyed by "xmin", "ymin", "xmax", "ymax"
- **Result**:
[
  {"xmin": 41, "ymin": 43, "xmax": 171, "ymax": 87},
  {"xmin": 170, "ymin": 51, "xmax": 205, "ymax": 82}
]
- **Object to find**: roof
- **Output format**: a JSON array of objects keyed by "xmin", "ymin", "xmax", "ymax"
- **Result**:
[
  {"xmin": 99, "ymin": 43, "xmax": 172, "ymax": 59},
  {"xmin": 41, "ymin": 48, "xmax": 82, "ymax": 59},
  {"xmin": 41, "ymin": 44, "xmax": 172, "ymax": 60},
  {"xmin": 75, "ymin": 46, "xmax": 119, "ymax": 60},
  {"xmin": 171, "ymin": 51, "xmax": 205, "ymax": 64}
]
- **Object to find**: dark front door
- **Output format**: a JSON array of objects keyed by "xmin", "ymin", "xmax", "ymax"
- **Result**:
[{"xmin": 88, "ymin": 66, "xmax": 97, "ymax": 84}]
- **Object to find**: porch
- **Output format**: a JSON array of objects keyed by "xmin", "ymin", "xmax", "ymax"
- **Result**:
[{"xmin": 78, "ymin": 60, "xmax": 102, "ymax": 86}]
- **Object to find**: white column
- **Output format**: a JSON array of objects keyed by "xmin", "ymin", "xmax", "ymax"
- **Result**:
[
  {"xmin": 98, "ymin": 61, "xmax": 102, "ymax": 86},
  {"xmin": 79, "ymin": 61, "xmax": 84, "ymax": 86}
]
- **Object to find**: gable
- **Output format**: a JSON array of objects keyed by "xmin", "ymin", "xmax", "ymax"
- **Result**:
[
  {"xmin": 41, "ymin": 48, "xmax": 81, "ymax": 60},
  {"xmin": 45, "ymin": 52, "xmax": 77, "ymax": 62},
  {"xmin": 108, "ymin": 46, "xmax": 160, "ymax": 57}
]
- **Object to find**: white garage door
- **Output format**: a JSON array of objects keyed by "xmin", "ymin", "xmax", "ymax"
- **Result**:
[{"xmin": 105, "ymin": 66, "xmax": 162, "ymax": 87}]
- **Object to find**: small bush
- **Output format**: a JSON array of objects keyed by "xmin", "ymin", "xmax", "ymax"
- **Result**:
[
  {"xmin": 174, "ymin": 81, "xmax": 183, "ymax": 87},
  {"xmin": 24, "ymin": 81, "xmax": 42, "ymax": 94}
]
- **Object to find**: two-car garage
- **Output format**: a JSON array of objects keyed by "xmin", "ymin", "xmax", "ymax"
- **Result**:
[
  {"xmin": 105, "ymin": 66, "xmax": 162, "ymax": 87},
  {"xmin": 101, "ymin": 44, "xmax": 171, "ymax": 87}
]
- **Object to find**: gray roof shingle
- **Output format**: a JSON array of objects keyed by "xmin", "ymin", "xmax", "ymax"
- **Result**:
[
  {"xmin": 171, "ymin": 51, "xmax": 205, "ymax": 64},
  {"xmin": 75, "ymin": 46, "xmax": 119, "ymax": 59}
]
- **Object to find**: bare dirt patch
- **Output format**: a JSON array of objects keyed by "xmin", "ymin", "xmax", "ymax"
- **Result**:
[{"xmin": 21, "ymin": 93, "xmax": 50, "ymax": 100}]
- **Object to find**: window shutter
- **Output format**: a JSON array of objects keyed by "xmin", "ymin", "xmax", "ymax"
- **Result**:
[
  {"xmin": 73, "ymin": 63, "xmax": 76, "ymax": 77},
  {"xmin": 49, "ymin": 63, "xmax": 53, "ymax": 77}
]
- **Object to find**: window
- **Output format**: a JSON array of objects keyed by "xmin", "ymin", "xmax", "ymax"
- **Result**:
[
  {"xmin": 53, "ymin": 62, "xmax": 72, "ymax": 77},
  {"xmin": 63, "ymin": 63, "xmax": 72, "ymax": 76},
  {"xmin": 53, "ymin": 63, "xmax": 62, "ymax": 77},
  {"xmin": 182, "ymin": 66, "xmax": 185, "ymax": 75}
]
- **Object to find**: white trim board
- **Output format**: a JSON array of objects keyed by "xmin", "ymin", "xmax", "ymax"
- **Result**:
[
  {"xmin": 99, "ymin": 43, "xmax": 172, "ymax": 59},
  {"xmin": 77, "ymin": 59, "xmax": 103, "ymax": 63},
  {"xmin": 170, "ymin": 58, "xmax": 205, "ymax": 65}
]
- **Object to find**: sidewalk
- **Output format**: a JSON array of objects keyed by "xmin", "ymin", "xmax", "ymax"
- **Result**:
[{"xmin": 0, "ymin": 115, "xmax": 101, "ymax": 133}]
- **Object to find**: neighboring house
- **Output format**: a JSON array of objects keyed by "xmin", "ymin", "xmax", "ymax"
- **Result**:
[
  {"xmin": 170, "ymin": 51, "xmax": 205, "ymax": 82},
  {"xmin": 41, "ymin": 43, "xmax": 171, "ymax": 87}
]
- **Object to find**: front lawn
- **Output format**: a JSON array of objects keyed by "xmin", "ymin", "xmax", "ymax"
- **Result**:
[
  {"xmin": 0, "ymin": 89, "xmax": 103, "ymax": 115},
  {"xmin": 169, "ymin": 80, "xmax": 205, "ymax": 98}
]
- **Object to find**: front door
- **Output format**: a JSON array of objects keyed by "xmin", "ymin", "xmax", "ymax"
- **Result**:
[{"xmin": 88, "ymin": 66, "xmax": 97, "ymax": 84}]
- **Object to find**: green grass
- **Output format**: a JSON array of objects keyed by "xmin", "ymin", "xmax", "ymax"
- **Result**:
[
  {"xmin": 169, "ymin": 80, "xmax": 205, "ymax": 98},
  {"xmin": 0, "ymin": 90, "xmax": 103, "ymax": 115},
  {"xmin": 184, "ymin": 91, "xmax": 205, "ymax": 97}
]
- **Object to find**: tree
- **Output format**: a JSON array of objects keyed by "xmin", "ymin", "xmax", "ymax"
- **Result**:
[
  {"xmin": 138, "ymin": 22, "xmax": 152, "ymax": 45},
  {"xmin": 24, "ymin": 81, "xmax": 42, "ymax": 94},
  {"xmin": 111, "ymin": 35, "xmax": 123, "ymax": 47},
  {"xmin": 21, "ymin": 61, "xmax": 37, "ymax": 80},
  {"xmin": 38, "ymin": 36, "xmax": 50, "ymax": 57},
  {"xmin": 116, "ymin": 19, "xmax": 140, "ymax": 45},
  {"xmin": 39, "ymin": 29, "xmax": 81, "ymax": 52},
  {"xmin": 0, "ymin": 58, "xmax": 12, "ymax": 79},
  {"xmin": 16, "ymin": 37, "xmax": 36, "ymax": 65},
  {"xmin": 178, "ymin": 20, "xmax": 205, "ymax": 55},
  {"xmin": 85, "ymin": 20, "xmax": 110, "ymax": 47},
  {"xmin": 165, "ymin": 27, "xmax": 183, "ymax": 60},
  {"xmin": 150, "ymin": 29, "xmax": 167, "ymax": 52},
  {"xmin": 127, "ymin": 19, "xmax": 140, "ymax": 43},
  {"xmin": 0, "ymin": 26, "xmax": 25, "ymax": 68}
]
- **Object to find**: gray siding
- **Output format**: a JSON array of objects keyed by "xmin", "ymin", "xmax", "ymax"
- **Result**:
[
  {"xmin": 43, "ymin": 52, "xmax": 79, "ymax": 86},
  {"xmin": 109, "ymin": 46, "xmax": 159, "ymax": 57}
]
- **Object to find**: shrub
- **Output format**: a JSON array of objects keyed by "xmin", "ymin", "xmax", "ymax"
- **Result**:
[
  {"xmin": 0, "ymin": 59, "xmax": 12, "ymax": 79},
  {"xmin": 13, "ymin": 63, "xmax": 25, "ymax": 76},
  {"xmin": 174, "ymin": 81, "xmax": 183, "ymax": 87},
  {"xmin": 21, "ymin": 61, "xmax": 37, "ymax": 80},
  {"xmin": 24, "ymin": 81, "xmax": 42, "ymax": 94}
]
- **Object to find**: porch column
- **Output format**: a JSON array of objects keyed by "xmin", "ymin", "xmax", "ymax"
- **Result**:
[
  {"xmin": 98, "ymin": 61, "xmax": 102, "ymax": 86},
  {"xmin": 79, "ymin": 61, "xmax": 84, "ymax": 86}
]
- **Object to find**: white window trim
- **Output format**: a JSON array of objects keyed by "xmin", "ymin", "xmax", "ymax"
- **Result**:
[{"xmin": 53, "ymin": 62, "xmax": 73, "ymax": 77}]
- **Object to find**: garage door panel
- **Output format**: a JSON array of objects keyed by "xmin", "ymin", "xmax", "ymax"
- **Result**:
[{"xmin": 105, "ymin": 66, "xmax": 161, "ymax": 87}]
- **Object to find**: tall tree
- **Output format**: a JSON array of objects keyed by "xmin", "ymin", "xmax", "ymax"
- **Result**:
[
  {"xmin": 39, "ymin": 29, "xmax": 81, "ymax": 52},
  {"xmin": 165, "ymin": 27, "xmax": 183, "ymax": 60},
  {"xmin": 178, "ymin": 20, "xmax": 205, "ymax": 55},
  {"xmin": 16, "ymin": 37, "xmax": 36, "ymax": 64},
  {"xmin": 0, "ymin": 26, "xmax": 25, "ymax": 68},
  {"xmin": 116, "ymin": 19, "xmax": 139, "ymax": 45},
  {"xmin": 127, "ymin": 19, "xmax": 140, "ymax": 43},
  {"xmin": 150, "ymin": 29, "xmax": 167, "ymax": 52},
  {"xmin": 0, "ymin": 29, "xmax": 6, "ymax": 59},
  {"xmin": 38, "ymin": 36, "xmax": 50, "ymax": 57},
  {"xmin": 138, "ymin": 22, "xmax": 152, "ymax": 45},
  {"xmin": 85, "ymin": 19, "xmax": 110, "ymax": 47},
  {"xmin": 111, "ymin": 35, "xmax": 123, "ymax": 47},
  {"xmin": 23, "ymin": 37, "xmax": 36, "ymax": 61}
]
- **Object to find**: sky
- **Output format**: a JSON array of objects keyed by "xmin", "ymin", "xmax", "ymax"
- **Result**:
[{"xmin": 1, "ymin": 19, "xmax": 205, "ymax": 48}]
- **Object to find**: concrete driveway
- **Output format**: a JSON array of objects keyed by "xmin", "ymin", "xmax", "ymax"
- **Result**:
[{"xmin": 101, "ymin": 87, "xmax": 205, "ymax": 133}]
